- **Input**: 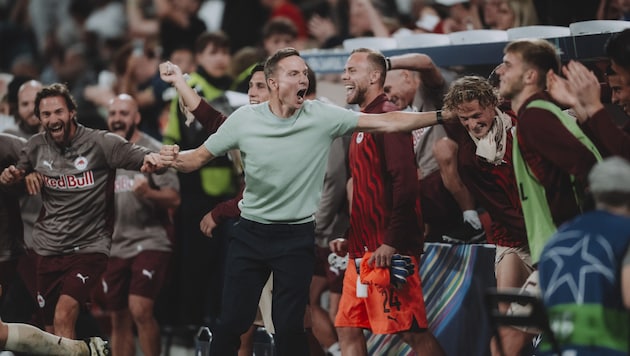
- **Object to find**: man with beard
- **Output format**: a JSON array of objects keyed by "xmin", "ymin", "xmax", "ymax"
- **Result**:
[
  {"xmin": 0, "ymin": 133, "xmax": 109, "ymax": 356},
  {"xmin": 99, "ymin": 94, "xmax": 180, "ymax": 356},
  {"xmin": 158, "ymin": 47, "xmax": 445, "ymax": 356},
  {"xmin": 1, "ymin": 80, "xmax": 43, "ymax": 323},
  {"xmin": 4, "ymin": 80, "xmax": 42, "ymax": 138},
  {"xmin": 330, "ymin": 48, "xmax": 445, "ymax": 356},
  {"xmin": 3, "ymin": 80, "xmax": 44, "ymax": 249},
  {"xmin": 0, "ymin": 83, "xmax": 163, "ymax": 339}
]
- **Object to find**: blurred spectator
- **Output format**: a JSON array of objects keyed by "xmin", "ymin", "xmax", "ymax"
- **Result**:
[
  {"xmin": 260, "ymin": 0, "xmax": 309, "ymax": 40},
  {"xmin": 413, "ymin": 4, "xmax": 442, "ymax": 32},
  {"xmin": 158, "ymin": 0, "xmax": 207, "ymax": 60},
  {"xmin": 306, "ymin": 0, "xmax": 350, "ymax": 48},
  {"xmin": 221, "ymin": 0, "xmax": 269, "ymax": 52},
  {"xmin": 493, "ymin": 0, "xmax": 538, "ymax": 30},
  {"xmin": 597, "ymin": 0, "xmax": 623, "ymax": 20},
  {"xmin": 433, "ymin": 0, "xmax": 483, "ymax": 33},
  {"xmin": 348, "ymin": 0, "xmax": 393, "ymax": 37},
  {"xmin": 533, "ymin": 0, "xmax": 598, "ymax": 26},
  {"xmin": 230, "ymin": 17, "xmax": 298, "ymax": 94},
  {"xmin": 482, "ymin": 0, "xmax": 501, "ymax": 28},
  {"xmin": 0, "ymin": 1, "xmax": 38, "ymax": 73},
  {"xmin": 84, "ymin": 0, "xmax": 126, "ymax": 42}
]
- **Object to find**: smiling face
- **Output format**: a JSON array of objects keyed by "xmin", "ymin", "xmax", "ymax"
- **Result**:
[
  {"xmin": 107, "ymin": 95, "xmax": 140, "ymax": 141},
  {"xmin": 38, "ymin": 96, "xmax": 77, "ymax": 147},
  {"xmin": 17, "ymin": 81, "xmax": 42, "ymax": 131},
  {"xmin": 384, "ymin": 69, "xmax": 418, "ymax": 110},
  {"xmin": 342, "ymin": 52, "xmax": 375, "ymax": 107},
  {"xmin": 456, "ymin": 99, "xmax": 497, "ymax": 139},
  {"xmin": 248, "ymin": 71, "xmax": 270, "ymax": 104}
]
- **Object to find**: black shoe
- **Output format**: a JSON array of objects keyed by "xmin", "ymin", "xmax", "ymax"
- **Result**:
[{"xmin": 442, "ymin": 222, "xmax": 486, "ymax": 244}]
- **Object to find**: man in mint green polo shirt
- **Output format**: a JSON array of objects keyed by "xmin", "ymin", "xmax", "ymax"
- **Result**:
[{"xmin": 158, "ymin": 47, "xmax": 443, "ymax": 356}]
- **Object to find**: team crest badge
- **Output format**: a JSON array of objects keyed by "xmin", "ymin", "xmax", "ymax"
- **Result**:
[
  {"xmin": 74, "ymin": 156, "xmax": 88, "ymax": 171},
  {"xmin": 356, "ymin": 132, "xmax": 364, "ymax": 143}
]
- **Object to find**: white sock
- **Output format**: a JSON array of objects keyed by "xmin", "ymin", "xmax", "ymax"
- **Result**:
[
  {"xmin": 5, "ymin": 323, "xmax": 86, "ymax": 356},
  {"xmin": 327, "ymin": 341, "xmax": 341, "ymax": 356}
]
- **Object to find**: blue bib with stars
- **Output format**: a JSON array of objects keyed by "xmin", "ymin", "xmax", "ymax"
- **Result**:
[{"xmin": 538, "ymin": 210, "xmax": 630, "ymax": 355}]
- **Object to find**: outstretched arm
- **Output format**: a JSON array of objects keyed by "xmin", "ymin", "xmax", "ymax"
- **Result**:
[
  {"xmin": 159, "ymin": 144, "xmax": 215, "ymax": 173},
  {"xmin": 357, "ymin": 110, "xmax": 442, "ymax": 133}
]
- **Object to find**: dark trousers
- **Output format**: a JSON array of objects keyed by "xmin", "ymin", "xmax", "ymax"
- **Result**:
[{"xmin": 210, "ymin": 218, "xmax": 315, "ymax": 356}]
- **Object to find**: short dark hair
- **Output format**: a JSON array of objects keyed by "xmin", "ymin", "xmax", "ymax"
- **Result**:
[
  {"xmin": 34, "ymin": 83, "xmax": 77, "ymax": 118},
  {"xmin": 264, "ymin": 47, "xmax": 301, "ymax": 80},
  {"xmin": 251, "ymin": 63, "xmax": 265, "ymax": 75},
  {"xmin": 195, "ymin": 31, "xmax": 230, "ymax": 54},
  {"xmin": 306, "ymin": 66, "xmax": 316, "ymax": 96},
  {"xmin": 605, "ymin": 29, "xmax": 630, "ymax": 70},
  {"xmin": 505, "ymin": 39, "xmax": 560, "ymax": 88},
  {"xmin": 350, "ymin": 48, "xmax": 387, "ymax": 87},
  {"xmin": 263, "ymin": 18, "xmax": 298, "ymax": 40}
]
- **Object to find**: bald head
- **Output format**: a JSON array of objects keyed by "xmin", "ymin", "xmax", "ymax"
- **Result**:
[
  {"xmin": 384, "ymin": 69, "xmax": 420, "ymax": 110},
  {"xmin": 107, "ymin": 94, "xmax": 141, "ymax": 141},
  {"xmin": 17, "ymin": 80, "xmax": 42, "ymax": 132}
]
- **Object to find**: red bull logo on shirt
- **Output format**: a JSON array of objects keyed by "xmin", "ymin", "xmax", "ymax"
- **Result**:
[{"xmin": 43, "ymin": 170, "xmax": 95, "ymax": 189}]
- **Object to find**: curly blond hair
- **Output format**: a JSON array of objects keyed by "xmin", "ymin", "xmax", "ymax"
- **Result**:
[{"xmin": 443, "ymin": 76, "xmax": 499, "ymax": 112}]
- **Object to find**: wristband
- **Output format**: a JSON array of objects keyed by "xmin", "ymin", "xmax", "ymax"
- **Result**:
[
  {"xmin": 436, "ymin": 110, "xmax": 443, "ymax": 124},
  {"xmin": 385, "ymin": 57, "xmax": 392, "ymax": 71}
]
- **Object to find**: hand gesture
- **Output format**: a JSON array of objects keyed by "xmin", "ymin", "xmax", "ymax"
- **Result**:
[
  {"xmin": 308, "ymin": 15, "xmax": 337, "ymax": 45},
  {"xmin": 141, "ymin": 152, "xmax": 163, "ymax": 173},
  {"xmin": 159, "ymin": 144, "xmax": 180, "ymax": 168},
  {"xmin": 562, "ymin": 61, "xmax": 604, "ymax": 118},
  {"xmin": 0, "ymin": 165, "xmax": 25, "ymax": 185},
  {"xmin": 159, "ymin": 61, "xmax": 185, "ymax": 86},
  {"xmin": 199, "ymin": 211, "xmax": 217, "ymax": 237},
  {"xmin": 368, "ymin": 243, "xmax": 396, "ymax": 268},
  {"xmin": 546, "ymin": 68, "xmax": 578, "ymax": 109},
  {"xmin": 329, "ymin": 237, "xmax": 348, "ymax": 257},
  {"xmin": 24, "ymin": 172, "xmax": 43, "ymax": 195}
]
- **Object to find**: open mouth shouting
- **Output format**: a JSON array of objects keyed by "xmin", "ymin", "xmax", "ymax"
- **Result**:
[
  {"xmin": 297, "ymin": 88, "xmax": 307, "ymax": 104},
  {"xmin": 110, "ymin": 122, "xmax": 126, "ymax": 133},
  {"xmin": 47, "ymin": 122, "xmax": 65, "ymax": 140}
]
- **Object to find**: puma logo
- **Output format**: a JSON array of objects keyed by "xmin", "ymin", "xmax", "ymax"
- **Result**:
[
  {"xmin": 76, "ymin": 273, "xmax": 89, "ymax": 284},
  {"xmin": 42, "ymin": 160, "xmax": 53, "ymax": 170},
  {"xmin": 142, "ymin": 269, "xmax": 155, "ymax": 280}
]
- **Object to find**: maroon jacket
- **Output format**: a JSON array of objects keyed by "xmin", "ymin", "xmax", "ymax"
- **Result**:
[
  {"xmin": 516, "ymin": 92, "xmax": 599, "ymax": 227},
  {"xmin": 444, "ymin": 111, "xmax": 527, "ymax": 248},
  {"xmin": 192, "ymin": 101, "xmax": 242, "ymax": 224}
]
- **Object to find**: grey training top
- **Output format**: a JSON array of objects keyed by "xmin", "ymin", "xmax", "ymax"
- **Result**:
[
  {"xmin": 0, "ymin": 133, "xmax": 26, "ymax": 261},
  {"xmin": 111, "ymin": 133, "xmax": 179, "ymax": 258},
  {"xmin": 16, "ymin": 125, "xmax": 151, "ymax": 256}
]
